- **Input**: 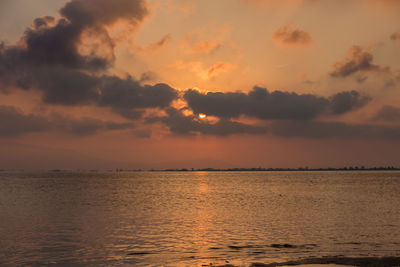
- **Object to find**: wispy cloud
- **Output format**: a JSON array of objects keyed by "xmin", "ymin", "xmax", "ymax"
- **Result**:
[
  {"xmin": 272, "ymin": 23, "xmax": 312, "ymax": 46},
  {"xmin": 174, "ymin": 61, "xmax": 237, "ymax": 80},
  {"xmin": 135, "ymin": 34, "xmax": 171, "ymax": 54},
  {"xmin": 330, "ymin": 45, "xmax": 389, "ymax": 78}
]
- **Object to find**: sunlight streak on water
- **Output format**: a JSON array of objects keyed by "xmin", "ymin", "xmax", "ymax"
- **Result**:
[{"xmin": 0, "ymin": 171, "xmax": 400, "ymax": 266}]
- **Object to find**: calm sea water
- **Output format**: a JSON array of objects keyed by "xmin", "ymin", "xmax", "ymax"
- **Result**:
[{"xmin": 0, "ymin": 171, "xmax": 399, "ymax": 266}]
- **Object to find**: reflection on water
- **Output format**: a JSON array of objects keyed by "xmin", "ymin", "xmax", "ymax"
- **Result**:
[{"xmin": 0, "ymin": 171, "xmax": 400, "ymax": 266}]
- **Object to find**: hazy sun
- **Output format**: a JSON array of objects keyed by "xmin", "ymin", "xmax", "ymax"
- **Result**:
[{"xmin": 199, "ymin": 113, "xmax": 207, "ymax": 119}]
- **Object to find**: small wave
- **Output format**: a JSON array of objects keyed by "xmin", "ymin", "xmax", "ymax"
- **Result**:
[
  {"xmin": 227, "ymin": 245, "xmax": 260, "ymax": 250},
  {"xmin": 247, "ymin": 256, "xmax": 400, "ymax": 267},
  {"xmin": 335, "ymin": 242, "xmax": 362, "ymax": 245},
  {"xmin": 269, "ymin": 243, "xmax": 317, "ymax": 249},
  {"xmin": 127, "ymin": 251, "xmax": 152, "ymax": 255},
  {"xmin": 270, "ymin": 243, "xmax": 296, "ymax": 248}
]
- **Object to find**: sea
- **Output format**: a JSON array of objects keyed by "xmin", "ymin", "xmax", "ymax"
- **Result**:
[{"xmin": 0, "ymin": 171, "xmax": 399, "ymax": 266}]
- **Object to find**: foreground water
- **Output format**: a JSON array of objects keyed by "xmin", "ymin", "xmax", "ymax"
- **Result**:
[{"xmin": 0, "ymin": 171, "xmax": 399, "ymax": 266}]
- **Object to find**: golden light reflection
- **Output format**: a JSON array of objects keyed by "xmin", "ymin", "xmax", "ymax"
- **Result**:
[
  {"xmin": 192, "ymin": 172, "xmax": 214, "ymax": 264},
  {"xmin": 199, "ymin": 113, "xmax": 207, "ymax": 119}
]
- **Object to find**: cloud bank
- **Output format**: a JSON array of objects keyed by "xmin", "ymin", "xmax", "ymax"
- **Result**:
[
  {"xmin": 183, "ymin": 87, "xmax": 370, "ymax": 120},
  {"xmin": 0, "ymin": 0, "xmax": 397, "ymax": 142},
  {"xmin": 0, "ymin": 0, "xmax": 178, "ymax": 121},
  {"xmin": 0, "ymin": 105, "xmax": 132, "ymax": 137}
]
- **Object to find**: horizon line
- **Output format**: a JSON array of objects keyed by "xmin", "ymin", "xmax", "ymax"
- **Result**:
[{"xmin": 1, "ymin": 166, "xmax": 400, "ymax": 172}]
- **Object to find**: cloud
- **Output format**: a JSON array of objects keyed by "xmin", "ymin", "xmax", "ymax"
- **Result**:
[
  {"xmin": 0, "ymin": 56, "xmax": 179, "ymax": 116},
  {"xmin": 98, "ymin": 75, "xmax": 178, "ymax": 119},
  {"xmin": 0, "ymin": 105, "xmax": 133, "ymax": 137},
  {"xmin": 133, "ymin": 129, "xmax": 152, "ymax": 138},
  {"xmin": 390, "ymin": 32, "xmax": 400, "ymax": 41},
  {"xmin": 0, "ymin": 24, "xmax": 106, "ymax": 78},
  {"xmin": 0, "ymin": 0, "xmax": 178, "ymax": 120},
  {"xmin": 272, "ymin": 23, "xmax": 312, "ymax": 46},
  {"xmin": 1, "ymin": 0, "xmax": 148, "ymax": 73},
  {"xmin": 139, "ymin": 71, "xmax": 158, "ymax": 82},
  {"xmin": 166, "ymin": 0, "xmax": 195, "ymax": 16},
  {"xmin": 60, "ymin": 0, "xmax": 147, "ymax": 29},
  {"xmin": 52, "ymin": 115, "xmax": 133, "ymax": 136},
  {"xmin": 147, "ymin": 107, "xmax": 266, "ymax": 136},
  {"xmin": 34, "ymin": 68, "xmax": 101, "ymax": 105},
  {"xmin": 0, "ymin": 0, "xmax": 389, "ymax": 142},
  {"xmin": 135, "ymin": 34, "xmax": 171, "ymax": 54},
  {"xmin": 270, "ymin": 120, "xmax": 400, "ymax": 141},
  {"xmin": 372, "ymin": 105, "xmax": 400, "ymax": 122},
  {"xmin": 207, "ymin": 62, "xmax": 237, "ymax": 79},
  {"xmin": 174, "ymin": 61, "xmax": 237, "ymax": 80},
  {"xmin": 0, "ymin": 0, "xmax": 150, "ymax": 86},
  {"xmin": 330, "ymin": 45, "xmax": 387, "ymax": 78},
  {"xmin": 182, "ymin": 24, "xmax": 230, "ymax": 55},
  {"xmin": 183, "ymin": 87, "xmax": 369, "ymax": 120},
  {"xmin": 0, "ymin": 0, "xmax": 148, "ymax": 73},
  {"xmin": 0, "ymin": 105, "xmax": 50, "ymax": 137},
  {"xmin": 329, "ymin": 91, "xmax": 371, "ymax": 115},
  {"xmin": 189, "ymin": 41, "xmax": 221, "ymax": 54},
  {"xmin": 32, "ymin": 16, "xmax": 56, "ymax": 29}
]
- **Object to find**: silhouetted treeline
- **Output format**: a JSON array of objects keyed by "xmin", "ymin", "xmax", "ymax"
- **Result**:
[
  {"xmin": 160, "ymin": 166, "xmax": 399, "ymax": 172},
  {"xmin": 0, "ymin": 167, "xmax": 398, "ymax": 172}
]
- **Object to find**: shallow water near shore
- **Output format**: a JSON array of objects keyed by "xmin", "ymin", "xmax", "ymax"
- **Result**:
[{"xmin": 1, "ymin": 171, "xmax": 400, "ymax": 266}]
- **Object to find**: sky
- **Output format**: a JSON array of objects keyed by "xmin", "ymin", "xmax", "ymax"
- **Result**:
[{"xmin": 0, "ymin": 0, "xmax": 400, "ymax": 170}]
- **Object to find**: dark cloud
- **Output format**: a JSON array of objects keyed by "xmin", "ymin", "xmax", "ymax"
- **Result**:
[
  {"xmin": 98, "ymin": 75, "xmax": 178, "ymax": 119},
  {"xmin": 146, "ymin": 105, "xmax": 400, "ymax": 140},
  {"xmin": 139, "ymin": 71, "xmax": 158, "ymax": 82},
  {"xmin": 355, "ymin": 75, "xmax": 368, "ymax": 83},
  {"xmin": 32, "ymin": 16, "xmax": 56, "ymax": 29},
  {"xmin": 99, "ymin": 76, "xmax": 177, "ymax": 110},
  {"xmin": 147, "ymin": 108, "xmax": 266, "ymax": 136},
  {"xmin": 0, "ymin": 61, "xmax": 96, "ymax": 105},
  {"xmin": 272, "ymin": 24, "xmax": 312, "ymax": 46},
  {"xmin": 60, "ymin": 0, "xmax": 147, "ymax": 29},
  {"xmin": 0, "ymin": 0, "xmax": 179, "ymax": 120},
  {"xmin": 0, "ymin": 57, "xmax": 178, "ymax": 116},
  {"xmin": 390, "ymin": 32, "xmax": 400, "ymax": 41},
  {"xmin": 372, "ymin": 105, "xmax": 400, "ymax": 122},
  {"xmin": 0, "ymin": 0, "xmax": 147, "ymax": 72},
  {"xmin": 133, "ymin": 129, "xmax": 152, "ymax": 138},
  {"xmin": 4, "ymin": 17, "xmax": 108, "ymax": 72},
  {"xmin": 0, "ymin": 105, "xmax": 133, "ymax": 137},
  {"xmin": 36, "ymin": 72, "xmax": 178, "ymax": 118},
  {"xmin": 330, "ymin": 45, "xmax": 386, "ymax": 78},
  {"xmin": 329, "ymin": 91, "xmax": 371, "ymax": 115},
  {"xmin": 183, "ymin": 87, "xmax": 369, "ymax": 121},
  {"xmin": 36, "ymin": 68, "xmax": 101, "ymax": 105},
  {"xmin": 52, "ymin": 115, "xmax": 133, "ymax": 136},
  {"xmin": 57, "ymin": 0, "xmax": 146, "ymax": 67},
  {"xmin": 0, "ymin": 105, "xmax": 50, "ymax": 137},
  {"xmin": 270, "ymin": 120, "xmax": 400, "ymax": 141},
  {"xmin": 0, "ymin": 0, "xmax": 386, "ymax": 141}
]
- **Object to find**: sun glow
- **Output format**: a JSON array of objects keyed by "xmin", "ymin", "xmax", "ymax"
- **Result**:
[{"xmin": 199, "ymin": 113, "xmax": 207, "ymax": 119}]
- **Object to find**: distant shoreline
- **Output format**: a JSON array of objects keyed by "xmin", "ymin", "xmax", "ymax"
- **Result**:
[
  {"xmin": 2, "ymin": 166, "xmax": 399, "ymax": 172},
  {"xmin": 156, "ymin": 166, "xmax": 400, "ymax": 172}
]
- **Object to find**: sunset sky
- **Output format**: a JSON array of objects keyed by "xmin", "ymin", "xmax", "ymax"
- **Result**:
[{"xmin": 1, "ymin": 0, "xmax": 400, "ymax": 169}]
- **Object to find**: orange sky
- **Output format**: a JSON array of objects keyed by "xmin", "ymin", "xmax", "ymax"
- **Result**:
[{"xmin": 0, "ymin": 0, "xmax": 400, "ymax": 170}]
